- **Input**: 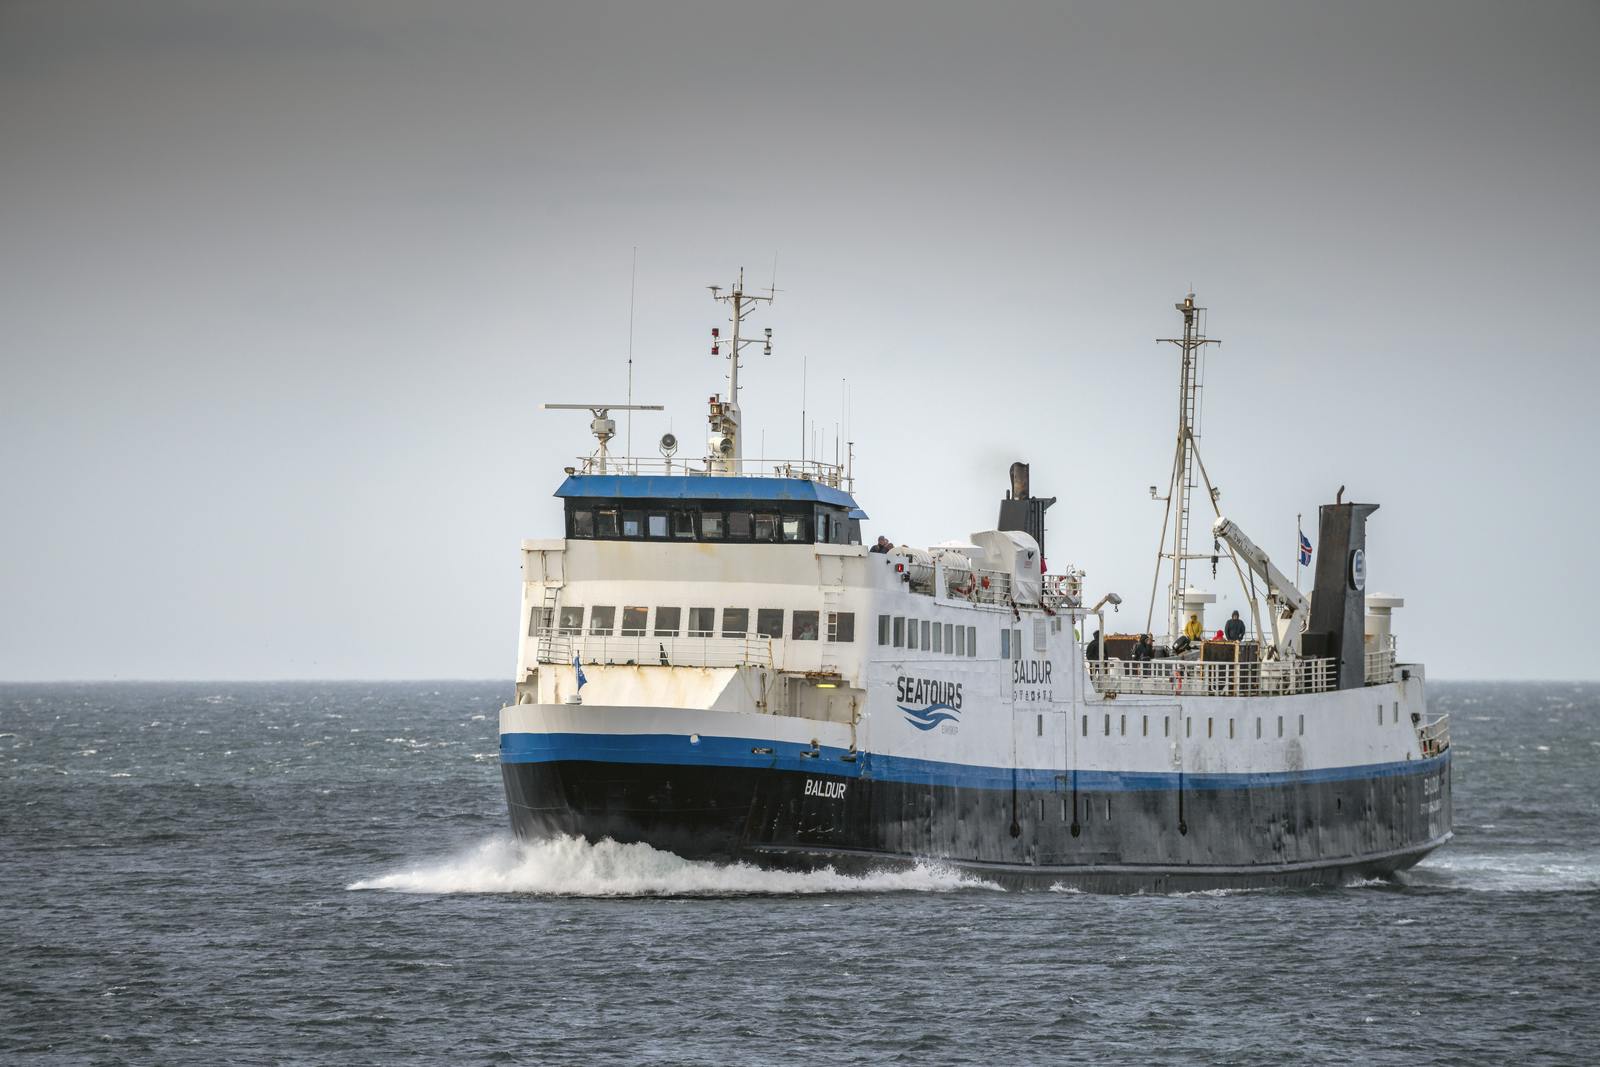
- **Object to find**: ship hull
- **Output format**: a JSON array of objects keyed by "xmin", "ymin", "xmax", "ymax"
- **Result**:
[{"xmin": 501, "ymin": 749, "xmax": 1452, "ymax": 892}]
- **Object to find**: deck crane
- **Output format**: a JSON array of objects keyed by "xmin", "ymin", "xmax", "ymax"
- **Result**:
[{"xmin": 1212, "ymin": 515, "xmax": 1310, "ymax": 659}]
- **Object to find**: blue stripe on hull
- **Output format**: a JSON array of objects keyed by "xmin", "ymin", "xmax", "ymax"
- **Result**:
[{"xmin": 499, "ymin": 729, "xmax": 1450, "ymax": 792}]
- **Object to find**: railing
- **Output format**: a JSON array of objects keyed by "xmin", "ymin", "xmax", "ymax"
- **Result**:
[
  {"xmin": 1418, "ymin": 714, "xmax": 1451, "ymax": 757},
  {"xmin": 536, "ymin": 629, "xmax": 776, "ymax": 669},
  {"xmin": 942, "ymin": 566, "xmax": 1013, "ymax": 605},
  {"xmin": 1364, "ymin": 634, "xmax": 1397, "ymax": 685},
  {"xmin": 1088, "ymin": 656, "xmax": 1337, "ymax": 698},
  {"xmin": 573, "ymin": 455, "xmax": 852, "ymax": 490}
]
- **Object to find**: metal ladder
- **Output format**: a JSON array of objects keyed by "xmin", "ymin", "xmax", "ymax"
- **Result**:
[{"xmin": 535, "ymin": 585, "xmax": 560, "ymax": 664}]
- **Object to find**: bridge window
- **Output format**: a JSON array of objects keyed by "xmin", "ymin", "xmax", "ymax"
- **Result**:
[
  {"xmin": 621, "ymin": 512, "xmax": 643, "ymax": 538},
  {"xmin": 722, "ymin": 608, "xmax": 749, "ymax": 638},
  {"xmin": 781, "ymin": 516, "xmax": 804, "ymax": 542},
  {"xmin": 756, "ymin": 609, "xmax": 785, "ymax": 639},
  {"xmin": 647, "ymin": 513, "xmax": 668, "ymax": 538},
  {"xmin": 596, "ymin": 509, "xmax": 619, "ymax": 537},
  {"xmin": 878, "ymin": 614, "xmax": 890, "ymax": 645},
  {"xmin": 655, "ymin": 607, "xmax": 681, "ymax": 637},
  {"xmin": 728, "ymin": 511, "xmax": 752, "ymax": 539},
  {"xmin": 793, "ymin": 611, "xmax": 820, "ymax": 641},
  {"xmin": 589, "ymin": 606, "xmax": 615, "ymax": 635},
  {"xmin": 673, "ymin": 511, "xmax": 695, "ymax": 538},
  {"xmin": 689, "ymin": 607, "xmax": 715, "ymax": 637},
  {"xmin": 572, "ymin": 509, "xmax": 594, "ymax": 538},
  {"xmin": 701, "ymin": 512, "xmax": 724, "ymax": 539},
  {"xmin": 621, "ymin": 606, "xmax": 648, "ymax": 636},
  {"xmin": 829, "ymin": 612, "xmax": 854, "ymax": 642},
  {"xmin": 753, "ymin": 514, "xmax": 777, "ymax": 541},
  {"xmin": 558, "ymin": 606, "xmax": 584, "ymax": 635},
  {"xmin": 817, "ymin": 513, "xmax": 831, "ymax": 543}
]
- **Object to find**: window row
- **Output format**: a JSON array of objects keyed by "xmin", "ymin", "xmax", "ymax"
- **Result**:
[
  {"xmin": 1080, "ymin": 712, "xmax": 1307, "ymax": 738},
  {"xmin": 876, "ymin": 615, "xmax": 978, "ymax": 657},
  {"xmin": 545, "ymin": 605, "xmax": 855, "ymax": 642},
  {"xmin": 565, "ymin": 500, "xmax": 857, "ymax": 546}
]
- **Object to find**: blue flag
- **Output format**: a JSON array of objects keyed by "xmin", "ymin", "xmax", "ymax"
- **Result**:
[
  {"xmin": 573, "ymin": 653, "xmax": 587, "ymax": 690},
  {"xmin": 1298, "ymin": 530, "xmax": 1313, "ymax": 567}
]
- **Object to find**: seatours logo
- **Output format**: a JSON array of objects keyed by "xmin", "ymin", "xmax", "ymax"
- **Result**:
[{"xmin": 897, "ymin": 675, "xmax": 962, "ymax": 731}]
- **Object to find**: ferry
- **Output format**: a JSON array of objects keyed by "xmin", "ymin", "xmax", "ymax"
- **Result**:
[{"xmin": 498, "ymin": 278, "xmax": 1452, "ymax": 890}]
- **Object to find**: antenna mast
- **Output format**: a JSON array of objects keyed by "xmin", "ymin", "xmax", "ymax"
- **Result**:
[
  {"xmin": 1149, "ymin": 293, "xmax": 1222, "ymax": 637},
  {"xmin": 706, "ymin": 267, "xmax": 774, "ymax": 474}
]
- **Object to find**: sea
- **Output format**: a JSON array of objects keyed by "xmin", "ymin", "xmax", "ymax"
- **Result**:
[{"xmin": 2, "ymin": 680, "xmax": 1596, "ymax": 1065}]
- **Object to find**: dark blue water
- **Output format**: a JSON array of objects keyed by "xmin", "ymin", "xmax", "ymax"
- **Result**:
[{"xmin": 3, "ymin": 681, "xmax": 1596, "ymax": 1064}]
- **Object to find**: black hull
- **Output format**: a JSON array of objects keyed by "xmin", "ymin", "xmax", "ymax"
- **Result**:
[{"xmin": 502, "ymin": 753, "xmax": 1452, "ymax": 892}]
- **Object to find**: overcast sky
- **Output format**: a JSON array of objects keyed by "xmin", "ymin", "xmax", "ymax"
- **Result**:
[{"xmin": 3, "ymin": 0, "xmax": 1596, "ymax": 680}]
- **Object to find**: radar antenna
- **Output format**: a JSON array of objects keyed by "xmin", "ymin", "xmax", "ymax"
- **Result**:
[
  {"xmin": 542, "ymin": 403, "xmax": 663, "ymax": 474},
  {"xmin": 706, "ymin": 267, "xmax": 775, "ymax": 474}
]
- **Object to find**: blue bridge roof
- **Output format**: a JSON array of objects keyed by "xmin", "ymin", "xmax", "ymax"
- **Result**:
[{"xmin": 556, "ymin": 474, "xmax": 864, "ymax": 514}]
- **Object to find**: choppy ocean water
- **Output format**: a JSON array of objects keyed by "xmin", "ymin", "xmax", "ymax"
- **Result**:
[{"xmin": 2, "ymin": 681, "xmax": 1596, "ymax": 1065}]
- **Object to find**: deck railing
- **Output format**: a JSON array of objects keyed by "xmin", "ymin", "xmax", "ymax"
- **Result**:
[
  {"xmin": 1088, "ymin": 656, "xmax": 1338, "ymax": 697},
  {"xmin": 1364, "ymin": 634, "xmax": 1397, "ymax": 684},
  {"xmin": 535, "ymin": 629, "xmax": 777, "ymax": 669},
  {"xmin": 1418, "ymin": 715, "xmax": 1451, "ymax": 757},
  {"xmin": 573, "ymin": 455, "xmax": 852, "ymax": 489}
]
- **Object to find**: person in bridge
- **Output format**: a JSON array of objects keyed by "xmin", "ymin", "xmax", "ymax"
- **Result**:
[
  {"xmin": 869, "ymin": 535, "xmax": 892, "ymax": 554},
  {"xmin": 1224, "ymin": 610, "xmax": 1247, "ymax": 642},
  {"xmin": 1183, "ymin": 613, "xmax": 1203, "ymax": 642}
]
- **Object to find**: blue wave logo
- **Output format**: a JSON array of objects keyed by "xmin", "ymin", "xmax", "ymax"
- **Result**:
[{"xmin": 900, "ymin": 702, "xmax": 960, "ymax": 731}]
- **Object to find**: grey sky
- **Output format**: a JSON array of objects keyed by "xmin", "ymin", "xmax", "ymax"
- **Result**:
[{"xmin": 2, "ymin": 0, "xmax": 1595, "ymax": 680}]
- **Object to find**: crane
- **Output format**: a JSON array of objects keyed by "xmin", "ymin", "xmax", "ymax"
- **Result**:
[{"xmin": 1212, "ymin": 515, "xmax": 1310, "ymax": 659}]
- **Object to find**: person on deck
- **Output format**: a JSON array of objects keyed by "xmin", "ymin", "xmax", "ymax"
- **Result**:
[
  {"xmin": 1224, "ymin": 610, "xmax": 1247, "ymax": 642},
  {"xmin": 1131, "ymin": 634, "xmax": 1154, "ymax": 668},
  {"xmin": 1183, "ymin": 613, "xmax": 1203, "ymax": 642},
  {"xmin": 1085, "ymin": 630, "xmax": 1103, "ymax": 662},
  {"xmin": 869, "ymin": 535, "xmax": 892, "ymax": 554}
]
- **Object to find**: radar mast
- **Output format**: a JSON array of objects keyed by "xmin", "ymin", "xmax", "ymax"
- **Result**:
[
  {"xmin": 1149, "ymin": 293, "xmax": 1222, "ymax": 637},
  {"xmin": 706, "ymin": 268, "xmax": 774, "ymax": 474}
]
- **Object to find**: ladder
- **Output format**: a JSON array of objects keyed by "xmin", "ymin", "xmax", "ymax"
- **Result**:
[{"xmin": 535, "ymin": 585, "xmax": 560, "ymax": 665}]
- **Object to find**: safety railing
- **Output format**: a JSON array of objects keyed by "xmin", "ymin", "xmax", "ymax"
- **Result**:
[
  {"xmin": 1088, "ymin": 656, "xmax": 1338, "ymax": 698},
  {"xmin": 535, "ymin": 629, "xmax": 776, "ymax": 669},
  {"xmin": 1418, "ymin": 714, "xmax": 1451, "ymax": 757},
  {"xmin": 942, "ymin": 566, "xmax": 1013, "ymax": 605},
  {"xmin": 1364, "ymin": 634, "xmax": 1397, "ymax": 685},
  {"xmin": 573, "ymin": 455, "xmax": 852, "ymax": 490}
]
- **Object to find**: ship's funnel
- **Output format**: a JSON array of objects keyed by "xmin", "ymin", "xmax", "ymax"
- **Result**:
[
  {"xmin": 997, "ymin": 462, "xmax": 1056, "ymax": 565},
  {"xmin": 1304, "ymin": 499, "xmax": 1380, "ymax": 690},
  {"xmin": 1009, "ymin": 462, "xmax": 1030, "ymax": 501}
]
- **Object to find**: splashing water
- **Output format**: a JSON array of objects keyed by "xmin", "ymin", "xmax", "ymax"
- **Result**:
[
  {"xmin": 347, "ymin": 835, "xmax": 1000, "ymax": 897},
  {"xmin": 1404, "ymin": 849, "xmax": 1600, "ymax": 893}
]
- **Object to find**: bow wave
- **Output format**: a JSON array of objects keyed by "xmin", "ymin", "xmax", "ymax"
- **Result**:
[{"xmin": 900, "ymin": 702, "xmax": 960, "ymax": 731}]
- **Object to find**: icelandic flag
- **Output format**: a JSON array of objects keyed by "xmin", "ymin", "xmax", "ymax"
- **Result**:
[
  {"xmin": 573, "ymin": 653, "xmax": 588, "ymax": 690},
  {"xmin": 1298, "ymin": 530, "xmax": 1313, "ymax": 567}
]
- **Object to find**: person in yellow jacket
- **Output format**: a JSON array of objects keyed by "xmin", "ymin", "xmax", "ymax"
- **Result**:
[{"xmin": 1183, "ymin": 613, "xmax": 1204, "ymax": 642}]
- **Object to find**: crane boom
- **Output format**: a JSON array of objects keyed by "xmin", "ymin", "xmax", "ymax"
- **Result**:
[{"xmin": 1212, "ymin": 516, "xmax": 1310, "ymax": 657}]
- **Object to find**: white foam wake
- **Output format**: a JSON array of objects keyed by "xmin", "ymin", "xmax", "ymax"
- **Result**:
[
  {"xmin": 347, "ymin": 835, "xmax": 999, "ymax": 897},
  {"xmin": 1405, "ymin": 849, "xmax": 1600, "ymax": 893}
]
